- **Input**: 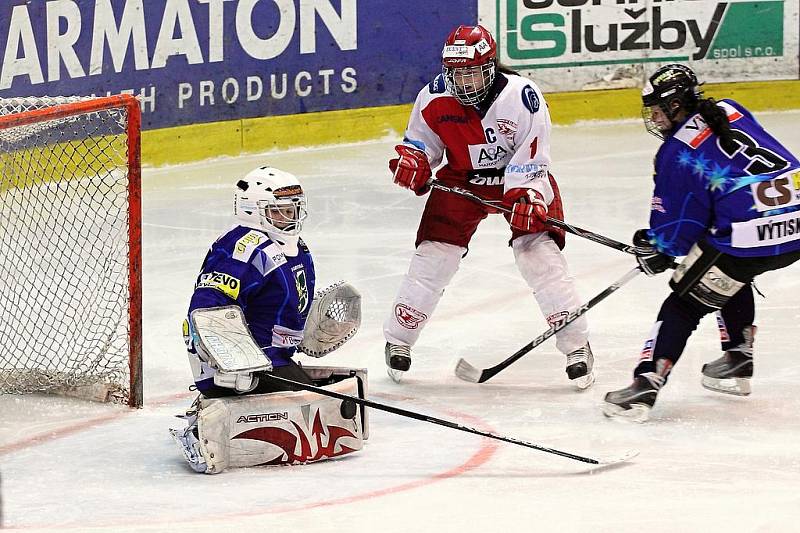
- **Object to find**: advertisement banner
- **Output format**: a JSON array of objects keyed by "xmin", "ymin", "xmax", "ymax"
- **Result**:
[
  {"xmin": 0, "ymin": 0, "xmax": 475, "ymax": 130},
  {"xmin": 483, "ymin": 0, "xmax": 800, "ymax": 92}
]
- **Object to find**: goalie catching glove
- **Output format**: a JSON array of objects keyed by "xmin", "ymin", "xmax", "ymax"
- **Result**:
[{"xmin": 297, "ymin": 281, "xmax": 362, "ymax": 357}]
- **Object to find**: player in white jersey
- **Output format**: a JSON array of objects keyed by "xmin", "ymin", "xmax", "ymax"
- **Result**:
[{"xmin": 383, "ymin": 25, "xmax": 593, "ymax": 388}]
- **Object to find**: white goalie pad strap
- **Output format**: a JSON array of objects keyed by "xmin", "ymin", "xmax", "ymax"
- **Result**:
[
  {"xmin": 189, "ymin": 305, "xmax": 272, "ymax": 373},
  {"xmin": 297, "ymin": 281, "xmax": 362, "ymax": 357},
  {"xmin": 196, "ymin": 375, "xmax": 365, "ymax": 473}
]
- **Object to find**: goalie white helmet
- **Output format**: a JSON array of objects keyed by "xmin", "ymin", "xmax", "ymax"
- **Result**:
[{"xmin": 234, "ymin": 166, "xmax": 308, "ymax": 245}]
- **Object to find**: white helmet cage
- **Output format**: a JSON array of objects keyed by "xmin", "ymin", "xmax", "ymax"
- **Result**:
[
  {"xmin": 234, "ymin": 166, "xmax": 308, "ymax": 237},
  {"xmin": 443, "ymin": 61, "xmax": 496, "ymax": 106}
]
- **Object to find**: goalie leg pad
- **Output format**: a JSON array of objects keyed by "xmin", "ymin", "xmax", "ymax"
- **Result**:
[
  {"xmin": 304, "ymin": 365, "xmax": 370, "ymax": 440},
  {"xmin": 194, "ymin": 375, "xmax": 365, "ymax": 474}
]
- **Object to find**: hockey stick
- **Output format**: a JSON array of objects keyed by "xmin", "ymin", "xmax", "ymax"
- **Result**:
[
  {"xmin": 455, "ymin": 266, "xmax": 642, "ymax": 384},
  {"xmin": 428, "ymin": 181, "xmax": 638, "ymax": 255},
  {"xmin": 262, "ymin": 373, "xmax": 638, "ymax": 466}
]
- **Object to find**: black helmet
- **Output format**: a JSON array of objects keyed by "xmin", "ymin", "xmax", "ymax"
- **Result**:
[{"xmin": 641, "ymin": 64, "xmax": 702, "ymax": 138}]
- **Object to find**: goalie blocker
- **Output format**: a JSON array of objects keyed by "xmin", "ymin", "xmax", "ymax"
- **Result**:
[
  {"xmin": 185, "ymin": 281, "xmax": 361, "ymax": 394},
  {"xmin": 171, "ymin": 366, "xmax": 369, "ymax": 473}
]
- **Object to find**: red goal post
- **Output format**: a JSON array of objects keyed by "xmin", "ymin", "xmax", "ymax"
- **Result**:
[{"xmin": 0, "ymin": 94, "xmax": 142, "ymax": 407}]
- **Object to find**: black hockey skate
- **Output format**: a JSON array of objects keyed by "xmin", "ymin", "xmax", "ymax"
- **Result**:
[
  {"xmin": 702, "ymin": 325, "xmax": 755, "ymax": 396},
  {"xmin": 603, "ymin": 373, "xmax": 664, "ymax": 423},
  {"xmin": 385, "ymin": 342, "xmax": 411, "ymax": 383},
  {"xmin": 566, "ymin": 343, "xmax": 595, "ymax": 390},
  {"xmin": 701, "ymin": 351, "xmax": 753, "ymax": 396}
]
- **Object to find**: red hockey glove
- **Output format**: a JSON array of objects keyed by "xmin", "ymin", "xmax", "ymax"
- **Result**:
[
  {"xmin": 389, "ymin": 145, "xmax": 432, "ymax": 196},
  {"xmin": 504, "ymin": 188, "xmax": 548, "ymax": 231}
]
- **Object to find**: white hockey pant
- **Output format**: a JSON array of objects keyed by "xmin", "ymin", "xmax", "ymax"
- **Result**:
[
  {"xmin": 384, "ymin": 241, "xmax": 464, "ymax": 347},
  {"xmin": 512, "ymin": 233, "xmax": 589, "ymax": 355}
]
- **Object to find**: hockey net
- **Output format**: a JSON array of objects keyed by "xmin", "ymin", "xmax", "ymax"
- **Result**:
[{"xmin": 0, "ymin": 95, "xmax": 142, "ymax": 407}]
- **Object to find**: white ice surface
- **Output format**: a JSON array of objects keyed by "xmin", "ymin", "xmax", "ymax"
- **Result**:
[{"xmin": 2, "ymin": 114, "xmax": 800, "ymax": 532}]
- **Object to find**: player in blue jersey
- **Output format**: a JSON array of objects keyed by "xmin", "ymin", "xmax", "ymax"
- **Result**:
[
  {"xmin": 603, "ymin": 64, "xmax": 800, "ymax": 422},
  {"xmin": 183, "ymin": 165, "xmax": 316, "ymax": 396},
  {"xmin": 171, "ymin": 166, "xmax": 366, "ymax": 473}
]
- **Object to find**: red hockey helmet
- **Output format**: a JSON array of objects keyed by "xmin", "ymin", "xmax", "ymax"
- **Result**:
[{"xmin": 442, "ymin": 25, "xmax": 497, "ymax": 105}]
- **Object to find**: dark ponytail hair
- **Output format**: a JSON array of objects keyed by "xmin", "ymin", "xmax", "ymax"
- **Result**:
[
  {"xmin": 496, "ymin": 61, "xmax": 519, "ymax": 76},
  {"xmin": 696, "ymin": 97, "xmax": 734, "ymax": 146}
]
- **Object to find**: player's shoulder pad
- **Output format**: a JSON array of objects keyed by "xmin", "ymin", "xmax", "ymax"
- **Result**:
[
  {"xmin": 718, "ymin": 98, "xmax": 750, "ymax": 123},
  {"xmin": 504, "ymin": 74, "xmax": 542, "ymax": 114},
  {"xmin": 427, "ymin": 73, "xmax": 447, "ymax": 94},
  {"xmin": 230, "ymin": 227, "xmax": 287, "ymax": 276}
]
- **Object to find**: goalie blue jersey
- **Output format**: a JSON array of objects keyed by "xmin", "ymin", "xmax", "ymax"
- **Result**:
[
  {"xmin": 187, "ymin": 225, "xmax": 316, "ymax": 369},
  {"xmin": 647, "ymin": 99, "xmax": 800, "ymax": 258}
]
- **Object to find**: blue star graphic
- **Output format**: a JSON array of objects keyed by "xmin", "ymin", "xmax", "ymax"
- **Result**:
[
  {"xmin": 707, "ymin": 163, "xmax": 732, "ymax": 192},
  {"xmin": 692, "ymin": 153, "xmax": 710, "ymax": 177},
  {"xmin": 676, "ymin": 149, "xmax": 693, "ymax": 168},
  {"xmin": 649, "ymin": 232, "xmax": 672, "ymax": 254}
]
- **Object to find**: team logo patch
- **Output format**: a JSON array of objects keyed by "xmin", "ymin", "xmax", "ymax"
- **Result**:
[
  {"xmin": 292, "ymin": 265, "xmax": 309, "ymax": 313},
  {"xmin": 196, "ymin": 271, "xmax": 241, "ymax": 300},
  {"xmin": 233, "ymin": 230, "xmax": 266, "ymax": 262},
  {"xmin": 395, "ymin": 303, "xmax": 427, "ymax": 330},
  {"xmin": 496, "ymin": 119, "xmax": 518, "ymax": 141},
  {"xmin": 468, "ymin": 143, "xmax": 510, "ymax": 169},
  {"xmin": 750, "ymin": 169, "xmax": 800, "ymax": 212},
  {"xmin": 521, "ymin": 86, "xmax": 540, "ymax": 114},
  {"xmin": 546, "ymin": 311, "xmax": 569, "ymax": 329},
  {"xmin": 272, "ymin": 324, "xmax": 304, "ymax": 348}
]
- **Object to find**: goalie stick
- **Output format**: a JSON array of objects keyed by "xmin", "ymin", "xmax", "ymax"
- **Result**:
[
  {"xmin": 455, "ymin": 266, "xmax": 642, "ymax": 384},
  {"xmin": 262, "ymin": 373, "xmax": 638, "ymax": 466},
  {"xmin": 428, "ymin": 181, "xmax": 638, "ymax": 255}
]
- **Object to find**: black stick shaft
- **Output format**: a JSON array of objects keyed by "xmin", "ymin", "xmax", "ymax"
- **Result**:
[
  {"xmin": 474, "ymin": 266, "xmax": 641, "ymax": 382},
  {"xmin": 428, "ymin": 181, "xmax": 637, "ymax": 255},
  {"xmin": 262, "ymin": 373, "xmax": 600, "ymax": 464}
]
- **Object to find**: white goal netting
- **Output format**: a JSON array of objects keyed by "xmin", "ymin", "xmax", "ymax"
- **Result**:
[{"xmin": 0, "ymin": 95, "xmax": 142, "ymax": 406}]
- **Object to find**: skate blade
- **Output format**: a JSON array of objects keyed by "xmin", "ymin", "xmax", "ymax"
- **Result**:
[
  {"xmin": 387, "ymin": 366, "xmax": 406, "ymax": 384},
  {"xmin": 573, "ymin": 370, "xmax": 596, "ymax": 391},
  {"xmin": 701, "ymin": 375, "xmax": 751, "ymax": 396},
  {"xmin": 602, "ymin": 402, "xmax": 651, "ymax": 423}
]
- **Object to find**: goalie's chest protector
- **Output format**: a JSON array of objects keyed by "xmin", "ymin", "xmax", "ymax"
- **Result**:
[{"xmin": 193, "ymin": 226, "xmax": 316, "ymax": 352}]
